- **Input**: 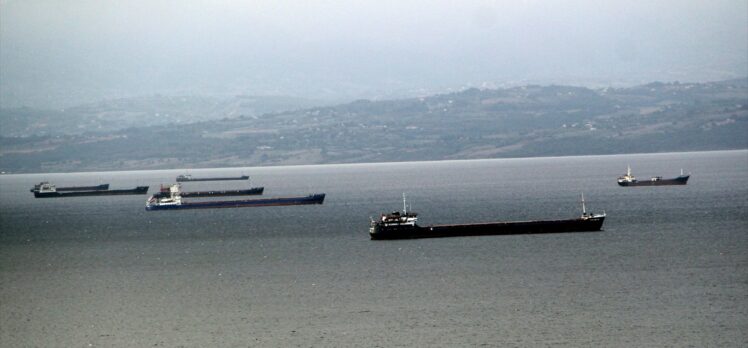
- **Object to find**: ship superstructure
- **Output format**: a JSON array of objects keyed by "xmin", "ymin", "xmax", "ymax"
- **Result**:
[{"xmin": 375, "ymin": 193, "xmax": 418, "ymax": 228}]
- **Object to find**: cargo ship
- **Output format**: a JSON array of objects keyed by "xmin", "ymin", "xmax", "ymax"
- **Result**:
[
  {"xmin": 146, "ymin": 184, "xmax": 324, "ymax": 211},
  {"xmin": 30, "ymin": 182, "xmax": 109, "ymax": 192},
  {"xmin": 33, "ymin": 182, "xmax": 148, "ymax": 198},
  {"xmin": 152, "ymin": 184, "xmax": 263, "ymax": 198},
  {"xmin": 369, "ymin": 194, "xmax": 605, "ymax": 240},
  {"xmin": 176, "ymin": 174, "xmax": 249, "ymax": 182},
  {"xmin": 617, "ymin": 166, "xmax": 690, "ymax": 186}
]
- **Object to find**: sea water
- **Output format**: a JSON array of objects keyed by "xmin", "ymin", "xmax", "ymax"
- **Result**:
[{"xmin": 1, "ymin": 150, "xmax": 746, "ymax": 346}]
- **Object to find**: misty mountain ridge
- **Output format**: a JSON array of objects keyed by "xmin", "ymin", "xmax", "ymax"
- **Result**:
[
  {"xmin": 1, "ymin": 78, "xmax": 746, "ymax": 173},
  {"xmin": 0, "ymin": 94, "xmax": 324, "ymax": 137},
  {"xmin": 3, "ymin": 1, "xmax": 746, "ymax": 111}
]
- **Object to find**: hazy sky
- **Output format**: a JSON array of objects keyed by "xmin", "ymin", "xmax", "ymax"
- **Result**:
[{"xmin": 1, "ymin": 0, "xmax": 746, "ymax": 108}]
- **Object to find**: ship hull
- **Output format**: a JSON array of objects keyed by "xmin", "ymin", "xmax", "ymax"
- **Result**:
[
  {"xmin": 618, "ymin": 175, "xmax": 689, "ymax": 186},
  {"xmin": 176, "ymin": 175, "xmax": 249, "ymax": 182},
  {"xmin": 34, "ymin": 186, "xmax": 149, "ymax": 198},
  {"xmin": 370, "ymin": 216, "xmax": 605, "ymax": 240},
  {"xmin": 153, "ymin": 187, "xmax": 264, "ymax": 198},
  {"xmin": 146, "ymin": 193, "xmax": 325, "ymax": 211},
  {"xmin": 31, "ymin": 184, "xmax": 109, "ymax": 192}
]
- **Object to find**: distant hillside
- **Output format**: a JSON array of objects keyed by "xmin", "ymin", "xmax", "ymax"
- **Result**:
[
  {"xmin": 1, "ymin": 79, "xmax": 746, "ymax": 173},
  {"xmin": 0, "ymin": 95, "xmax": 322, "ymax": 137}
]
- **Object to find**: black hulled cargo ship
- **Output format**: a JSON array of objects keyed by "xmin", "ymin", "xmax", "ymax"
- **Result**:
[
  {"xmin": 617, "ymin": 166, "xmax": 690, "ymax": 186},
  {"xmin": 146, "ymin": 184, "xmax": 324, "ymax": 211},
  {"xmin": 30, "ymin": 182, "xmax": 109, "ymax": 192},
  {"xmin": 152, "ymin": 184, "xmax": 263, "ymax": 198},
  {"xmin": 176, "ymin": 174, "xmax": 249, "ymax": 182},
  {"xmin": 33, "ymin": 182, "xmax": 148, "ymax": 198},
  {"xmin": 369, "ymin": 194, "xmax": 605, "ymax": 240}
]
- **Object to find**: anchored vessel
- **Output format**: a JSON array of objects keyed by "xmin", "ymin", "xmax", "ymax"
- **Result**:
[
  {"xmin": 146, "ymin": 184, "xmax": 324, "ymax": 211},
  {"xmin": 30, "ymin": 182, "xmax": 109, "ymax": 192},
  {"xmin": 176, "ymin": 174, "xmax": 249, "ymax": 182},
  {"xmin": 33, "ymin": 182, "xmax": 148, "ymax": 198},
  {"xmin": 617, "ymin": 166, "xmax": 689, "ymax": 186},
  {"xmin": 152, "ymin": 184, "xmax": 263, "ymax": 198},
  {"xmin": 369, "ymin": 194, "xmax": 605, "ymax": 240}
]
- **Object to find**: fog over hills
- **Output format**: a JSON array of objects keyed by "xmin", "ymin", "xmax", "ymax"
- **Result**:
[
  {"xmin": 1, "ymin": 1, "xmax": 747, "ymax": 173},
  {"xmin": 1, "ymin": 1, "xmax": 746, "ymax": 108}
]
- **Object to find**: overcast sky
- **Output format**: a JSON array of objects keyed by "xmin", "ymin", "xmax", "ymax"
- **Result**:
[{"xmin": 1, "ymin": 0, "xmax": 746, "ymax": 108}]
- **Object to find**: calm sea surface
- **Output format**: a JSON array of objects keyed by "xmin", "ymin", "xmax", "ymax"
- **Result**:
[{"xmin": 1, "ymin": 150, "xmax": 747, "ymax": 347}]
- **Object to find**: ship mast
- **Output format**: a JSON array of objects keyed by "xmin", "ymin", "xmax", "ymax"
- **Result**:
[
  {"xmin": 627, "ymin": 165, "xmax": 631, "ymax": 177},
  {"xmin": 581, "ymin": 193, "xmax": 587, "ymax": 216},
  {"xmin": 402, "ymin": 193, "xmax": 407, "ymax": 215}
]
